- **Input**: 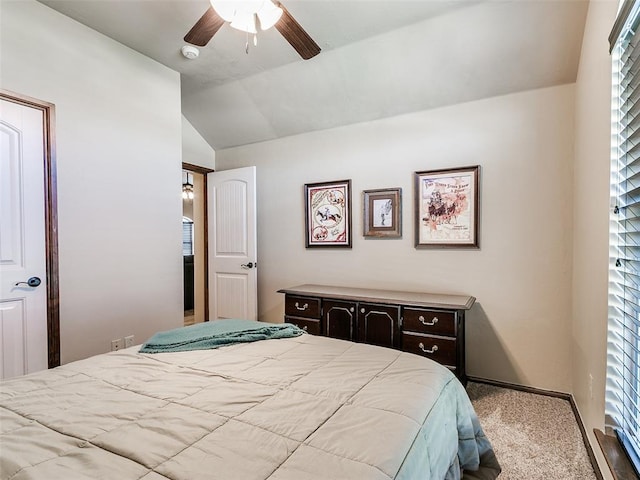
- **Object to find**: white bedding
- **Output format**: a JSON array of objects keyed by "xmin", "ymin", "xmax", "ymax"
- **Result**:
[{"xmin": 0, "ymin": 333, "xmax": 499, "ymax": 479}]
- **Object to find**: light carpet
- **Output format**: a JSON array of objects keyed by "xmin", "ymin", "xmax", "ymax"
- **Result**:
[{"xmin": 467, "ymin": 382, "xmax": 596, "ymax": 480}]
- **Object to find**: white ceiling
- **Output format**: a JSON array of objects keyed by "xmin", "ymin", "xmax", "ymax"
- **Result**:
[{"xmin": 39, "ymin": 0, "xmax": 589, "ymax": 150}]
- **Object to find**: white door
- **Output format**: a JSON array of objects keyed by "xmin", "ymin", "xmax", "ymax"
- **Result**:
[
  {"xmin": 208, "ymin": 166, "xmax": 258, "ymax": 320},
  {"xmin": 0, "ymin": 99, "xmax": 48, "ymax": 379}
]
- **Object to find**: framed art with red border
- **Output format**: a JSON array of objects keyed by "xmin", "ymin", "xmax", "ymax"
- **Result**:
[{"xmin": 304, "ymin": 179, "xmax": 352, "ymax": 248}]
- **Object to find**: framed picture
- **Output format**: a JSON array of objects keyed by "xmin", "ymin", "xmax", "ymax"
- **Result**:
[
  {"xmin": 363, "ymin": 188, "xmax": 402, "ymax": 238},
  {"xmin": 414, "ymin": 166, "xmax": 479, "ymax": 248},
  {"xmin": 304, "ymin": 179, "xmax": 352, "ymax": 248}
]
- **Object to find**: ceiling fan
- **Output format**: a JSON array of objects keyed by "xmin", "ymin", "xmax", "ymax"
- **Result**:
[{"xmin": 184, "ymin": 1, "xmax": 321, "ymax": 60}]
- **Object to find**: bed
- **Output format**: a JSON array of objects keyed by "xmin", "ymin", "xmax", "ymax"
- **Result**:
[{"xmin": 0, "ymin": 321, "xmax": 500, "ymax": 480}]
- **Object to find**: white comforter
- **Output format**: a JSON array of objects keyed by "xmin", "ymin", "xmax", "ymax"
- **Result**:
[{"xmin": 0, "ymin": 333, "xmax": 498, "ymax": 479}]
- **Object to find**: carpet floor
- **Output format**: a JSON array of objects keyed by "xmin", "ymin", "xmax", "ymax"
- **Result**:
[{"xmin": 467, "ymin": 382, "xmax": 597, "ymax": 479}]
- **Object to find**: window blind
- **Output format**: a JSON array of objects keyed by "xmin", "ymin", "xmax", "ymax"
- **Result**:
[
  {"xmin": 609, "ymin": 1, "xmax": 640, "ymax": 474},
  {"xmin": 183, "ymin": 220, "xmax": 194, "ymax": 256}
]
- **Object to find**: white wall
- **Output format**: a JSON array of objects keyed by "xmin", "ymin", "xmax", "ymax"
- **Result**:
[
  {"xmin": 216, "ymin": 84, "xmax": 576, "ymax": 392},
  {"xmin": 1, "ymin": 0, "xmax": 184, "ymax": 363},
  {"xmin": 182, "ymin": 115, "xmax": 215, "ymax": 169},
  {"xmin": 572, "ymin": 1, "xmax": 618, "ymax": 478}
]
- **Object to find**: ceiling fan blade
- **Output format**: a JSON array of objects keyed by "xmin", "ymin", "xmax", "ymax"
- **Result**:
[
  {"xmin": 274, "ymin": 3, "xmax": 321, "ymax": 60},
  {"xmin": 184, "ymin": 6, "xmax": 225, "ymax": 47}
]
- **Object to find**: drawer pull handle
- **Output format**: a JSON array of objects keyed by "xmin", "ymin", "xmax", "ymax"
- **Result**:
[
  {"xmin": 419, "ymin": 315, "xmax": 438, "ymax": 326},
  {"xmin": 295, "ymin": 302, "xmax": 309, "ymax": 311},
  {"xmin": 418, "ymin": 343, "xmax": 438, "ymax": 354}
]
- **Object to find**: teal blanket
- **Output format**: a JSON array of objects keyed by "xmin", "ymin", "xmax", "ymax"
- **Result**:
[{"xmin": 140, "ymin": 319, "xmax": 303, "ymax": 354}]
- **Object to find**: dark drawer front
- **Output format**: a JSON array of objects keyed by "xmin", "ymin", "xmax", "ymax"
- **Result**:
[
  {"xmin": 403, "ymin": 308, "xmax": 455, "ymax": 337},
  {"xmin": 284, "ymin": 295, "xmax": 321, "ymax": 319},
  {"xmin": 402, "ymin": 333, "xmax": 456, "ymax": 366},
  {"xmin": 285, "ymin": 316, "xmax": 321, "ymax": 335}
]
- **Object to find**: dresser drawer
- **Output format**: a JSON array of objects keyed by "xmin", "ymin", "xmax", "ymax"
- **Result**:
[
  {"xmin": 284, "ymin": 295, "xmax": 321, "ymax": 319},
  {"xmin": 402, "ymin": 333, "xmax": 456, "ymax": 366},
  {"xmin": 403, "ymin": 308, "xmax": 455, "ymax": 337},
  {"xmin": 285, "ymin": 316, "xmax": 321, "ymax": 335}
]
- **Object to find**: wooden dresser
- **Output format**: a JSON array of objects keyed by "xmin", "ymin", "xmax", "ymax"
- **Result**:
[{"xmin": 277, "ymin": 284, "xmax": 475, "ymax": 384}]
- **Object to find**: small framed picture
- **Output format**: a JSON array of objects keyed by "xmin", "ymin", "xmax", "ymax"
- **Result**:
[
  {"xmin": 363, "ymin": 188, "xmax": 402, "ymax": 238},
  {"xmin": 414, "ymin": 166, "xmax": 480, "ymax": 248},
  {"xmin": 304, "ymin": 179, "xmax": 352, "ymax": 248}
]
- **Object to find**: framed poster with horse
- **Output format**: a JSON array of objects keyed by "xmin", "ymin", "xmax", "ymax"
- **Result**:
[
  {"xmin": 414, "ymin": 166, "xmax": 479, "ymax": 248},
  {"xmin": 304, "ymin": 179, "xmax": 352, "ymax": 248}
]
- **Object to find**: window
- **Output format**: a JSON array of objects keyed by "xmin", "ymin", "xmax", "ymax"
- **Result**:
[
  {"xmin": 608, "ymin": 0, "xmax": 640, "ymax": 474},
  {"xmin": 183, "ymin": 216, "xmax": 194, "ymax": 256}
]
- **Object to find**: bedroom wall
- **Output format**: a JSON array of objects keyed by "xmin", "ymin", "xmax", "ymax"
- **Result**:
[
  {"xmin": 216, "ymin": 84, "xmax": 576, "ymax": 392},
  {"xmin": 1, "ymin": 1, "xmax": 184, "ymax": 364},
  {"xmin": 182, "ymin": 115, "xmax": 216, "ymax": 169},
  {"xmin": 572, "ymin": 1, "xmax": 617, "ymax": 477}
]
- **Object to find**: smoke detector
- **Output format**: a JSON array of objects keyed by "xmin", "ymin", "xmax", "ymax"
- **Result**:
[{"xmin": 181, "ymin": 45, "xmax": 200, "ymax": 60}]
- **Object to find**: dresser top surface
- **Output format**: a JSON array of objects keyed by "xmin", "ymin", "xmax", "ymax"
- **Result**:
[{"xmin": 278, "ymin": 284, "xmax": 475, "ymax": 310}]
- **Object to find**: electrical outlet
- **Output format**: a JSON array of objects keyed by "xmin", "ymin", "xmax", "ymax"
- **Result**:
[
  {"xmin": 589, "ymin": 373, "xmax": 594, "ymax": 400},
  {"xmin": 111, "ymin": 339, "xmax": 123, "ymax": 351},
  {"xmin": 124, "ymin": 335, "xmax": 135, "ymax": 348}
]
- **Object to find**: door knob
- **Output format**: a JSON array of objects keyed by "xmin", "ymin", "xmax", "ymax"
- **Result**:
[
  {"xmin": 240, "ymin": 262, "xmax": 255, "ymax": 269},
  {"xmin": 15, "ymin": 276, "xmax": 42, "ymax": 288}
]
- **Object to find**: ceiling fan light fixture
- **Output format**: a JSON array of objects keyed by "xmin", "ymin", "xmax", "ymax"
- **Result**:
[
  {"xmin": 187, "ymin": 1, "xmax": 320, "ymax": 59},
  {"xmin": 209, "ymin": 1, "xmax": 237, "ymax": 22},
  {"xmin": 257, "ymin": 2, "xmax": 283, "ymax": 30},
  {"xmin": 210, "ymin": 0, "xmax": 282, "ymax": 33},
  {"xmin": 230, "ymin": 11, "xmax": 258, "ymax": 33}
]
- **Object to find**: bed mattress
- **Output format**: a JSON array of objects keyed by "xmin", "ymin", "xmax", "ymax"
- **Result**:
[{"xmin": 0, "ymin": 332, "xmax": 499, "ymax": 479}]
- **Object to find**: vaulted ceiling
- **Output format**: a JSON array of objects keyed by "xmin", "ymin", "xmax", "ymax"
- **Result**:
[{"xmin": 39, "ymin": 0, "xmax": 589, "ymax": 150}]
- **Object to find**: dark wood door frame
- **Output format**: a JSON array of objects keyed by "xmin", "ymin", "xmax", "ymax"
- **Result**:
[
  {"xmin": 1, "ymin": 89, "xmax": 60, "ymax": 368},
  {"xmin": 182, "ymin": 162, "xmax": 214, "ymax": 322}
]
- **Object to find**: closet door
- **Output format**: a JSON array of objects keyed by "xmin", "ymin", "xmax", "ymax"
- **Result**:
[{"xmin": 0, "ymin": 98, "xmax": 48, "ymax": 378}]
